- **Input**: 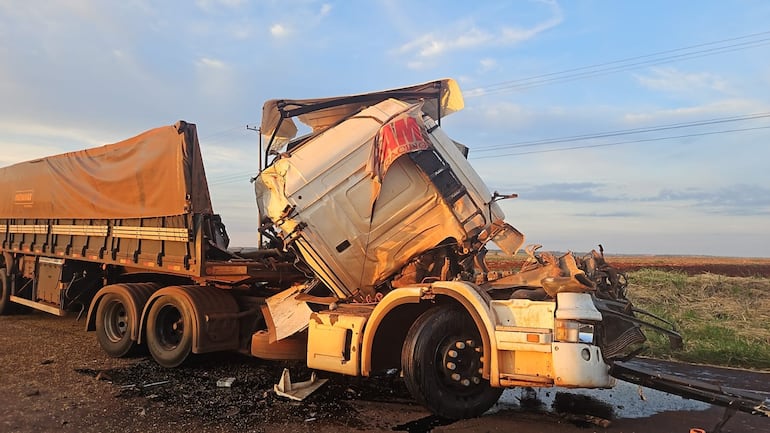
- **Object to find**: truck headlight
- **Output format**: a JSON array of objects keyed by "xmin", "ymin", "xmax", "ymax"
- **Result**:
[
  {"xmin": 555, "ymin": 319, "xmax": 580, "ymax": 343},
  {"xmin": 555, "ymin": 320, "xmax": 595, "ymax": 344}
]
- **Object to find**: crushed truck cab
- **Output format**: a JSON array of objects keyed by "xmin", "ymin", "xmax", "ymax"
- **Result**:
[{"xmin": 252, "ymin": 79, "xmax": 639, "ymax": 417}]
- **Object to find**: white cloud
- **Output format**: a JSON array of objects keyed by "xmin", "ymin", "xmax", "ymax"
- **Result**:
[
  {"xmin": 197, "ymin": 57, "xmax": 228, "ymax": 69},
  {"xmin": 270, "ymin": 23, "xmax": 289, "ymax": 38},
  {"xmin": 395, "ymin": 0, "xmax": 563, "ymax": 66},
  {"xmin": 0, "ymin": 118, "xmax": 126, "ymax": 166},
  {"xmin": 396, "ymin": 29, "xmax": 489, "ymax": 59},
  {"xmin": 623, "ymin": 98, "xmax": 770, "ymax": 123},
  {"xmin": 479, "ymin": 58, "xmax": 497, "ymax": 72},
  {"xmin": 320, "ymin": 3, "xmax": 332, "ymax": 17},
  {"xmin": 196, "ymin": 0, "xmax": 246, "ymax": 12},
  {"xmin": 635, "ymin": 67, "xmax": 729, "ymax": 95},
  {"xmin": 195, "ymin": 57, "xmax": 235, "ymax": 101}
]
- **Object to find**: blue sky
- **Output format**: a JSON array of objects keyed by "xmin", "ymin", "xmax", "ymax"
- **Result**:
[{"xmin": 1, "ymin": 0, "xmax": 769, "ymax": 257}]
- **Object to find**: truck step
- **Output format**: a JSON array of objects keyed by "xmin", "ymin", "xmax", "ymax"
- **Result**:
[{"xmin": 10, "ymin": 296, "xmax": 66, "ymax": 316}]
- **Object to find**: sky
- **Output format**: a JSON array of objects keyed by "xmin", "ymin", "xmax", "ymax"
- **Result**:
[{"xmin": 1, "ymin": 0, "xmax": 769, "ymax": 257}]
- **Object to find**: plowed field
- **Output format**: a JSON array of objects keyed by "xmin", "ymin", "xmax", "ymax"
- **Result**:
[{"xmin": 486, "ymin": 253, "xmax": 770, "ymax": 277}]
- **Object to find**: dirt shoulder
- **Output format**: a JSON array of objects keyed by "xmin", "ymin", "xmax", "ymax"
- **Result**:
[
  {"xmin": 3, "ymin": 311, "xmax": 769, "ymax": 433},
  {"xmin": 0, "ymin": 312, "xmax": 429, "ymax": 433}
]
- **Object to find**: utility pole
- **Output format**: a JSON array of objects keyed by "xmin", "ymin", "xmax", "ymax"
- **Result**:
[
  {"xmin": 245, "ymin": 124, "xmax": 262, "ymax": 173},
  {"xmin": 246, "ymin": 124, "xmax": 263, "ymax": 247}
]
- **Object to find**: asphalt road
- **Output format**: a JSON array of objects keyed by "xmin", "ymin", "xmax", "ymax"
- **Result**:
[{"xmin": 1, "ymin": 311, "xmax": 768, "ymax": 433}]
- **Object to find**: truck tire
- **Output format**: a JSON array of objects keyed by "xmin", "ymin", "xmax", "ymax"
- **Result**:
[
  {"xmin": 146, "ymin": 294, "xmax": 192, "ymax": 368},
  {"xmin": 0, "ymin": 269, "xmax": 12, "ymax": 315},
  {"xmin": 401, "ymin": 306, "xmax": 502, "ymax": 419},
  {"xmin": 95, "ymin": 292, "xmax": 137, "ymax": 357}
]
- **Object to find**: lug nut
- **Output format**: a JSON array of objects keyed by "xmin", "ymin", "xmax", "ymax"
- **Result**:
[
  {"xmin": 466, "ymin": 339, "xmax": 476, "ymax": 348},
  {"xmin": 446, "ymin": 362, "xmax": 457, "ymax": 370},
  {"xmin": 472, "ymin": 377, "xmax": 480, "ymax": 384},
  {"xmin": 461, "ymin": 379, "xmax": 471, "ymax": 386},
  {"xmin": 448, "ymin": 350, "xmax": 458, "ymax": 358},
  {"xmin": 451, "ymin": 373, "xmax": 461, "ymax": 381},
  {"xmin": 455, "ymin": 341, "xmax": 466, "ymax": 349}
]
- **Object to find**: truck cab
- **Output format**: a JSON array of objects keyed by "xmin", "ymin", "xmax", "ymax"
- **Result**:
[{"xmin": 252, "ymin": 79, "xmax": 632, "ymax": 417}]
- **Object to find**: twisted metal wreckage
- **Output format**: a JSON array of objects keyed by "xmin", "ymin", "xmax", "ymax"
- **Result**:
[{"xmin": 0, "ymin": 79, "xmax": 767, "ymax": 431}]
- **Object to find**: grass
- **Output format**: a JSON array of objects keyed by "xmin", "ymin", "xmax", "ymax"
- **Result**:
[{"xmin": 627, "ymin": 269, "xmax": 770, "ymax": 370}]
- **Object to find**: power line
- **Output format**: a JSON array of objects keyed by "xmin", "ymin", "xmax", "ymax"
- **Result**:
[
  {"xmin": 205, "ymin": 113, "xmax": 770, "ymax": 179},
  {"xmin": 208, "ymin": 170, "xmax": 258, "ymax": 185},
  {"xmin": 472, "ymin": 112, "xmax": 770, "ymax": 153},
  {"xmin": 470, "ymin": 125, "xmax": 770, "ymax": 159},
  {"xmin": 199, "ymin": 125, "xmax": 246, "ymax": 141},
  {"xmin": 465, "ymin": 31, "xmax": 770, "ymax": 96},
  {"xmin": 199, "ymin": 30, "xmax": 770, "ymax": 171}
]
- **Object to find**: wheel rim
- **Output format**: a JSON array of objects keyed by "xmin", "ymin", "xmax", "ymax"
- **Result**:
[
  {"xmin": 155, "ymin": 303, "xmax": 184, "ymax": 350},
  {"xmin": 438, "ymin": 336, "xmax": 484, "ymax": 393},
  {"xmin": 103, "ymin": 299, "xmax": 129, "ymax": 343}
]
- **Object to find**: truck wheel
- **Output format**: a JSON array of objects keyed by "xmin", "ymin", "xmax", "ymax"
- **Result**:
[
  {"xmin": 401, "ymin": 306, "xmax": 502, "ymax": 419},
  {"xmin": 146, "ymin": 295, "xmax": 192, "ymax": 368},
  {"xmin": 95, "ymin": 292, "xmax": 137, "ymax": 357},
  {"xmin": 0, "ymin": 269, "xmax": 12, "ymax": 315}
]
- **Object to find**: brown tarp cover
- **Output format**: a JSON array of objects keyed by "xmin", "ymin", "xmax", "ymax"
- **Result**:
[{"xmin": 0, "ymin": 121, "xmax": 213, "ymax": 219}]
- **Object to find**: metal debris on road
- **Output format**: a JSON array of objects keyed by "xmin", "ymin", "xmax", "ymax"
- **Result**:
[
  {"xmin": 274, "ymin": 368, "xmax": 328, "ymax": 401},
  {"xmin": 217, "ymin": 377, "xmax": 236, "ymax": 388}
]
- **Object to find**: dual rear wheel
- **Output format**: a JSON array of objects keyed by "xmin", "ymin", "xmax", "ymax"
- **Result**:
[{"xmin": 94, "ymin": 286, "xmax": 191, "ymax": 368}]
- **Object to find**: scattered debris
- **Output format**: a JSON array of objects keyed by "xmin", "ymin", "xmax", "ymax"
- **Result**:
[
  {"xmin": 40, "ymin": 358, "xmax": 54, "ymax": 365},
  {"xmin": 217, "ymin": 377, "xmax": 236, "ymax": 388},
  {"xmin": 516, "ymin": 387, "xmax": 545, "ymax": 411},
  {"xmin": 274, "ymin": 368, "xmax": 328, "ymax": 401},
  {"xmin": 119, "ymin": 380, "xmax": 170, "ymax": 391},
  {"xmin": 559, "ymin": 412, "xmax": 612, "ymax": 428},
  {"xmin": 95, "ymin": 371, "xmax": 112, "ymax": 382},
  {"xmin": 25, "ymin": 389, "xmax": 40, "ymax": 397}
]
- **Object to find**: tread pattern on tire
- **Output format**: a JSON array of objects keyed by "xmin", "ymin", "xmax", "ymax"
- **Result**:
[{"xmin": 401, "ymin": 305, "xmax": 502, "ymax": 419}]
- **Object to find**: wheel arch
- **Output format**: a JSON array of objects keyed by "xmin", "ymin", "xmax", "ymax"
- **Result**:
[{"xmin": 361, "ymin": 281, "xmax": 500, "ymax": 385}]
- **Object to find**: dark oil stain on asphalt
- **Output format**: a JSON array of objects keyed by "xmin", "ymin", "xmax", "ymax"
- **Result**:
[{"xmin": 392, "ymin": 415, "xmax": 456, "ymax": 433}]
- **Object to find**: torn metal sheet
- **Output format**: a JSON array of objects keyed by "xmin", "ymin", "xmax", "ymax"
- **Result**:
[
  {"xmin": 262, "ymin": 284, "xmax": 314, "ymax": 343},
  {"xmin": 273, "ymin": 368, "xmax": 328, "ymax": 401}
]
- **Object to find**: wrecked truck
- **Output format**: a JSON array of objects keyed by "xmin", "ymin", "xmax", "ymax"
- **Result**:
[{"xmin": 0, "ymin": 79, "xmax": 766, "ymax": 421}]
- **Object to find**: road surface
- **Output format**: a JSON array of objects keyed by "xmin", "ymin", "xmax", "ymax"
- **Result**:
[{"xmin": 1, "ymin": 311, "xmax": 768, "ymax": 433}]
